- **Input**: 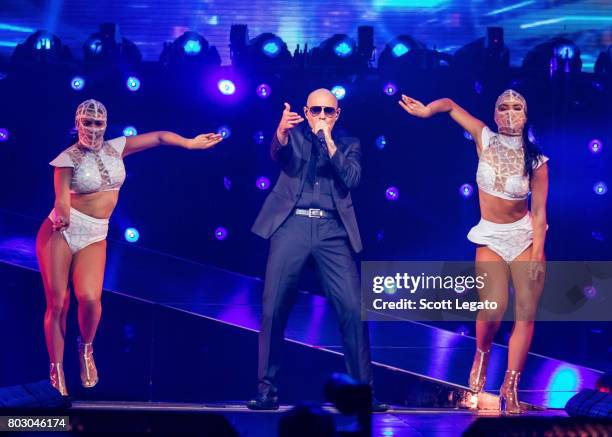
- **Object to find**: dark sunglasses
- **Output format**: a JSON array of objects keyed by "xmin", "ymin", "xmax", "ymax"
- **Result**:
[{"xmin": 307, "ymin": 106, "xmax": 338, "ymax": 117}]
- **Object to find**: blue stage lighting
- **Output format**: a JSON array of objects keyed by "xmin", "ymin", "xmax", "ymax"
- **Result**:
[
  {"xmin": 330, "ymin": 85, "xmax": 346, "ymax": 100},
  {"xmin": 126, "ymin": 76, "xmax": 140, "ymax": 91},
  {"xmin": 124, "ymin": 228, "xmax": 139, "ymax": 243},
  {"xmin": 218, "ymin": 79, "xmax": 236, "ymax": 95}
]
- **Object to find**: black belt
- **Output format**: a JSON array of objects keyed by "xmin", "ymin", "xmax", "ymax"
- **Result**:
[{"xmin": 295, "ymin": 208, "xmax": 336, "ymax": 219}]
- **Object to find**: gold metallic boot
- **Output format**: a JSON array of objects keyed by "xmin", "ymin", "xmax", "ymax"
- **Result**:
[
  {"xmin": 78, "ymin": 337, "xmax": 99, "ymax": 388},
  {"xmin": 50, "ymin": 363, "xmax": 68, "ymax": 396},
  {"xmin": 469, "ymin": 348, "xmax": 491, "ymax": 393},
  {"xmin": 499, "ymin": 370, "xmax": 523, "ymax": 414}
]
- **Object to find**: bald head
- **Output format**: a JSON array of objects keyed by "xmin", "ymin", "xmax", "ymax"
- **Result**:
[
  {"xmin": 304, "ymin": 88, "xmax": 341, "ymax": 133},
  {"xmin": 306, "ymin": 88, "xmax": 338, "ymax": 108}
]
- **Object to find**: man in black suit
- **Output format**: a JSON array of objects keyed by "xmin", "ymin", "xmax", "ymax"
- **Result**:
[{"xmin": 249, "ymin": 88, "xmax": 387, "ymax": 411}]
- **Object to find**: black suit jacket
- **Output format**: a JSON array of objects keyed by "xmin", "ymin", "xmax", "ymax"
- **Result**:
[{"xmin": 251, "ymin": 124, "xmax": 363, "ymax": 252}]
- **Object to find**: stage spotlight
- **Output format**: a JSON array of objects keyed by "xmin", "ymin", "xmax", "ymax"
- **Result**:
[
  {"xmin": 124, "ymin": 228, "xmax": 139, "ymax": 243},
  {"xmin": 159, "ymin": 31, "xmax": 220, "ymax": 66},
  {"xmin": 253, "ymin": 131, "xmax": 265, "ymax": 145},
  {"xmin": 379, "ymin": 35, "xmax": 446, "ymax": 70},
  {"xmin": 11, "ymin": 30, "xmax": 72, "ymax": 63},
  {"xmin": 70, "ymin": 76, "xmax": 85, "ymax": 91},
  {"xmin": 453, "ymin": 27, "xmax": 509, "ymax": 73},
  {"xmin": 310, "ymin": 33, "xmax": 369, "ymax": 69},
  {"xmin": 256, "ymin": 176, "xmax": 270, "ymax": 190},
  {"xmin": 385, "ymin": 186, "xmax": 399, "ymax": 201},
  {"xmin": 593, "ymin": 182, "xmax": 607, "ymax": 195},
  {"xmin": 463, "ymin": 131, "xmax": 473, "ymax": 141},
  {"xmin": 126, "ymin": 76, "xmax": 140, "ymax": 91},
  {"xmin": 591, "ymin": 231, "xmax": 605, "ymax": 242},
  {"xmin": 218, "ymin": 79, "xmax": 236, "ymax": 95},
  {"xmin": 460, "ymin": 183, "xmax": 474, "ymax": 198},
  {"xmin": 330, "ymin": 85, "xmax": 346, "ymax": 100},
  {"xmin": 230, "ymin": 25, "xmax": 291, "ymax": 69},
  {"xmin": 523, "ymin": 37, "xmax": 581, "ymax": 74},
  {"xmin": 217, "ymin": 126, "xmax": 231, "ymax": 139},
  {"xmin": 123, "ymin": 126, "xmax": 137, "ymax": 136},
  {"xmin": 589, "ymin": 139, "xmax": 603, "ymax": 154},
  {"xmin": 83, "ymin": 23, "xmax": 141, "ymax": 65},
  {"xmin": 375, "ymin": 135, "xmax": 386, "ymax": 150},
  {"xmin": 214, "ymin": 227, "xmax": 228, "ymax": 240},
  {"xmin": 383, "ymin": 82, "xmax": 397, "ymax": 96},
  {"xmin": 256, "ymin": 83, "xmax": 271, "ymax": 98},
  {"xmin": 0, "ymin": 128, "xmax": 10, "ymax": 142}
]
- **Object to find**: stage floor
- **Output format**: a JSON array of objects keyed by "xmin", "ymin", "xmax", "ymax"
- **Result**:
[{"xmin": 71, "ymin": 401, "xmax": 567, "ymax": 436}]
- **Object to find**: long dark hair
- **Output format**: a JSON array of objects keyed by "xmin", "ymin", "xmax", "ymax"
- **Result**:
[{"xmin": 522, "ymin": 127, "xmax": 545, "ymax": 179}]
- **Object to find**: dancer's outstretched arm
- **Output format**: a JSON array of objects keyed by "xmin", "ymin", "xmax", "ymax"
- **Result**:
[
  {"xmin": 122, "ymin": 131, "xmax": 223, "ymax": 157},
  {"xmin": 399, "ymin": 94, "xmax": 486, "ymax": 152}
]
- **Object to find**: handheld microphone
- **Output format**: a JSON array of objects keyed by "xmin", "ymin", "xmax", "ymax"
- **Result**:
[{"xmin": 316, "ymin": 129, "xmax": 326, "ymax": 144}]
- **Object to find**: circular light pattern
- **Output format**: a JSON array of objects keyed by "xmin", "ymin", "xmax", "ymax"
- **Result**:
[
  {"xmin": 391, "ymin": 43, "xmax": 409, "ymax": 58},
  {"xmin": 223, "ymin": 176, "xmax": 232, "ymax": 191},
  {"xmin": 385, "ymin": 186, "xmax": 399, "ymax": 201},
  {"xmin": 330, "ymin": 85, "xmax": 346, "ymax": 100},
  {"xmin": 123, "ymin": 126, "xmax": 137, "ymax": 137},
  {"xmin": 555, "ymin": 44, "xmax": 575, "ymax": 59},
  {"xmin": 474, "ymin": 81, "xmax": 483, "ymax": 95},
  {"xmin": 183, "ymin": 39, "xmax": 202, "ymax": 55},
  {"xmin": 71, "ymin": 76, "xmax": 85, "ymax": 91},
  {"xmin": 256, "ymin": 83, "xmax": 271, "ymax": 99},
  {"xmin": 124, "ymin": 228, "xmax": 139, "ymax": 243},
  {"xmin": 217, "ymin": 126, "xmax": 231, "ymax": 139},
  {"xmin": 376, "ymin": 230, "xmax": 384, "ymax": 242},
  {"xmin": 375, "ymin": 135, "xmax": 387, "ymax": 150},
  {"xmin": 214, "ymin": 226, "xmax": 228, "ymax": 240},
  {"xmin": 459, "ymin": 183, "xmax": 474, "ymax": 198},
  {"xmin": 593, "ymin": 181, "xmax": 607, "ymax": 195},
  {"xmin": 0, "ymin": 128, "xmax": 9, "ymax": 142},
  {"xmin": 463, "ymin": 131, "xmax": 473, "ymax": 141},
  {"xmin": 218, "ymin": 79, "xmax": 236, "ymax": 95},
  {"xmin": 256, "ymin": 176, "xmax": 270, "ymax": 190},
  {"xmin": 253, "ymin": 131, "xmax": 265, "ymax": 145},
  {"xmin": 126, "ymin": 76, "xmax": 141, "ymax": 92},
  {"xmin": 334, "ymin": 41, "xmax": 353, "ymax": 58},
  {"xmin": 262, "ymin": 40, "xmax": 281, "ymax": 57},
  {"xmin": 583, "ymin": 286, "xmax": 597, "ymax": 300},
  {"xmin": 383, "ymin": 82, "xmax": 397, "ymax": 96},
  {"xmin": 589, "ymin": 139, "xmax": 603, "ymax": 154},
  {"xmin": 591, "ymin": 231, "xmax": 605, "ymax": 241}
]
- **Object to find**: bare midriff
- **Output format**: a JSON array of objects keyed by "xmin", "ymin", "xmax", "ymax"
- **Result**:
[
  {"xmin": 70, "ymin": 191, "xmax": 119, "ymax": 219},
  {"xmin": 478, "ymin": 189, "xmax": 528, "ymax": 224}
]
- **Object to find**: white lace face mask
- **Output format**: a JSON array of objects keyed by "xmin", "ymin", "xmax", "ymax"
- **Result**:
[
  {"xmin": 494, "ymin": 90, "xmax": 527, "ymax": 136},
  {"xmin": 75, "ymin": 99, "xmax": 107, "ymax": 150}
]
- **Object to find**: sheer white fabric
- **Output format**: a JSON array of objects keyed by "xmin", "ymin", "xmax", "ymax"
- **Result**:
[{"xmin": 476, "ymin": 127, "xmax": 548, "ymax": 201}]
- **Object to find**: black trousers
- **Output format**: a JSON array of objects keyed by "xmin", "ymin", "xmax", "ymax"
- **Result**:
[{"xmin": 257, "ymin": 213, "xmax": 372, "ymax": 394}]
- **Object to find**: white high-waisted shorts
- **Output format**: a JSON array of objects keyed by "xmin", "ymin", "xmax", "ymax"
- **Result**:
[
  {"xmin": 467, "ymin": 213, "xmax": 534, "ymax": 262},
  {"xmin": 48, "ymin": 207, "xmax": 109, "ymax": 254}
]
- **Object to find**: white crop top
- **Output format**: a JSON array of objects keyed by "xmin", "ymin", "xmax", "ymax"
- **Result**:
[
  {"xmin": 476, "ymin": 127, "xmax": 548, "ymax": 201},
  {"xmin": 49, "ymin": 137, "xmax": 127, "ymax": 194}
]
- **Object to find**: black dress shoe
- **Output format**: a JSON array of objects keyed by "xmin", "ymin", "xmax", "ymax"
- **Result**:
[
  {"xmin": 247, "ymin": 392, "xmax": 280, "ymax": 410},
  {"xmin": 372, "ymin": 398, "xmax": 389, "ymax": 412}
]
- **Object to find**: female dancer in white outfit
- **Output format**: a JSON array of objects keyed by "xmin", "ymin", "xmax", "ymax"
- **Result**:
[
  {"xmin": 399, "ymin": 90, "xmax": 549, "ymax": 414},
  {"xmin": 36, "ymin": 99, "xmax": 223, "ymax": 396}
]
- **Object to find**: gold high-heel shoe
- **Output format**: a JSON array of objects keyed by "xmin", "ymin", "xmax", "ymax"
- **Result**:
[
  {"xmin": 469, "ymin": 348, "xmax": 491, "ymax": 393},
  {"xmin": 50, "ymin": 363, "xmax": 68, "ymax": 396},
  {"xmin": 499, "ymin": 370, "xmax": 523, "ymax": 414},
  {"xmin": 78, "ymin": 336, "xmax": 99, "ymax": 388}
]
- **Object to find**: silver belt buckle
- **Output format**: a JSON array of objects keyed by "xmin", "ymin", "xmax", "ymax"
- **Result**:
[{"xmin": 308, "ymin": 208, "xmax": 322, "ymax": 218}]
